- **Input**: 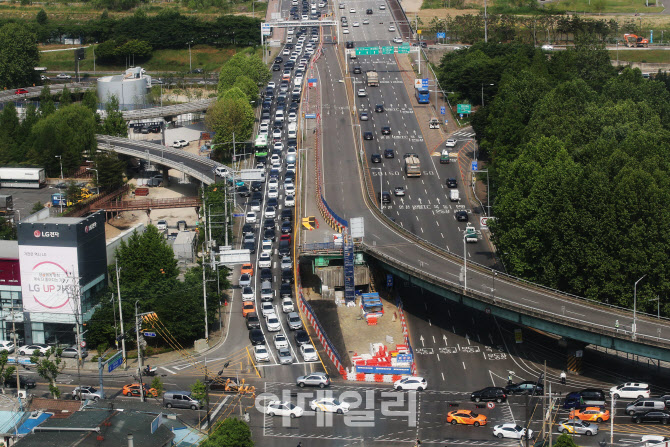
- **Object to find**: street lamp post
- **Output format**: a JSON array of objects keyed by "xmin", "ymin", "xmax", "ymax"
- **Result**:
[
  {"xmin": 86, "ymin": 168, "xmax": 98, "ymax": 185},
  {"xmin": 633, "ymin": 274, "xmax": 647, "ymax": 336},
  {"xmin": 481, "ymin": 83, "xmax": 494, "ymax": 107},
  {"xmin": 463, "ymin": 233, "xmax": 468, "ymax": 291},
  {"xmin": 188, "ymin": 41, "xmax": 193, "ymax": 74},
  {"xmin": 55, "ymin": 155, "xmax": 63, "ymax": 180}
]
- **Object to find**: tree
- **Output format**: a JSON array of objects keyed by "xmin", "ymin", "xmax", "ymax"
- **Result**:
[
  {"xmin": 0, "ymin": 351, "xmax": 15, "ymax": 394},
  {"xmin": 31, "ymin": 202, "xmax": 44, "ymax": 214},
  {"xmin": 0, "ymin": 24, "xmax": 39, "ymax": 89},
  {"xmin": 200, "ymin": 418, "xmax": 253, "ymax": 447},
  {"xmin": 30, "ymin": 347, "xmax": 64, "ymax": 399},
  {"xmin": 554, "ymin": 434, "xmax": 577, "ymax": 447},
  {"xmin": 39, "ymin": 85, "xmax": 56, "ymax": 117},
  {"xmin": 217, "ymin": 52, "xmax": 270, "ymax": 94},
  {"xmin": 95, "ymin": 151, "xmax": 125, "ymax": 191},
  {"xmin": 36, "ymin": 9, "xmax": 48, "ymax": 25},
  {"xmin": 66, "ymin": 181, "xmax": 83, "ymax": 205},
  {"xmin": 232, "ymin": 76, "xmax": 258, "ymax": 105},
  {"xmin": 59, "ymin": 86, "xmax": 72, "ymax": 107},
  {"xmin": 205, "ymin": 95, "xmax": 254, "ymax": 161},
  {"xmin": 190, "ymin": 379, "xmax": 207, "ymax": 404},
  {"xmin": 0, "ymin": 217, "xmax": 16, "ymax": 240},
  {"xmin": 101, "ymin": 96, "xmax": 127, "ymax": 137},
  {"xmin": 82, "ymin": 90, "xmax": 99, "ymax": 114},
  {"xmin": 151, "ymin": 376, "xmax": 164, "ymax": 396}
]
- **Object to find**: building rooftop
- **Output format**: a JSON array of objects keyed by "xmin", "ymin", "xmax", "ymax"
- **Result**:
[
  {"xmin": 29, "ymin": 398, "xmax": 80, "ymax": 419},
  {"xmin": 0, "ymin": 410, "xmax": 26, "ymax": 436}
]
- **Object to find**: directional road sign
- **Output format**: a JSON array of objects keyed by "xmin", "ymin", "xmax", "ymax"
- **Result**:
[
  {"xmin": 437, "ymin": 32, "xmax": 446, "ymax": 38},
  {"xmin": 440, "ymin": 106, "xmax": 446, "ymax": 115},
  {"xmin": 233, "ymin": 213, "xmax": 245, "ymax": 217},
  {"xmin": 397, "ymin": 46, "xmax": 410, "ymax": 54},
  {"xmin": 143, "ymin": 332, "xmax": 157, "ymax": 337},
  {"xmin": 107, "ymin": 352, "xmax": 123, "ymax": 373},
  {"xmin": 355, "ymin": 46, "xmax": 380, "ymax": 55},
  {"xmin": 457, "ymin": 104, "xmax": 471, "ymax": 114},
  {"xmin": 472, "ymin": 161, "xmax": 478, "ymax": 171},
  {"xmin": 381, "ymin": 46, "xmax": 395, "ymax": 54}
]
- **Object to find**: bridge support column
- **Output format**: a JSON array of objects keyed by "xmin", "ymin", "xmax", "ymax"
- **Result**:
[
  {"xmin": 161, "ymin": 166, "xmax": 170, "ymax": 186},
  {"xmin": 563, "ymin": 339, "xmax": 587, "ymax": 375}
]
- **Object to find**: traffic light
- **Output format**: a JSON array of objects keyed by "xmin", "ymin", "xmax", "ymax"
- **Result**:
[{"xmin": 75, "ymin": 48, "xmax": 85, "ymax": 60}]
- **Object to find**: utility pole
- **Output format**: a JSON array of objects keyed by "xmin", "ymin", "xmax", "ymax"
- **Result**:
[
  {"xmin": 549, "ymin": 382, "xmax": 553, "ymax": 447},
  {"xmin": 542, "ymin": 361, "xmax": 547, "ymax": 439},
  {"xmin": 135, "ymin": 300, "xmax": 144, "ymax": 402},
  {"xmin": 484, "ymin": 0, "xmax": 488, "ymax": 43},
  {"xmin": 205, "ymin": 356, "xmax": 211, "ymax": 434},
  {"xmin": 11, "ymin": 308, "xmax": 20, "ymax": 404},
  {"xmin": 202, "ymin": 244, "xmax": 209, "ymax": 343},
  {"xmin": 116, "ymin": 260, "xmax": 127, "ymax": 369}
]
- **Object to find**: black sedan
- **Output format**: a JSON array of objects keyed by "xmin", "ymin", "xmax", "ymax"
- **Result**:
[
  {"xmin": 631, "ymin": 411, "xmax": 670, "ymax": 424},
  {"xmin": 281, "ymin": 221, "xmax": 293, "ymax": 234},
  {"xmin": 263, "ymin": 218, "xmax": 275, "ymax": 230},
  {"xmin": 260, "ymin": 268, "xmax": 273, "ymax": 282},
  {"xmin": 364, "ymin": 131, "xmax": 374, "ymax": 140},
  {"xmin": 272, "ymin": 64, "xmax": 281, "ymax": 71},
  {"xmin": 237, "ymin": 185, "xmax": 250, "ymax": 197},
  {"xmin": 446, "ymin": 178, "xmax": 458, "ymax": 188},
  {"xmin": 505, "ymin": 382, "xmax": 543, "ymax": 395},
  {"xmin": 295, "ymin": 330, "xmax": 310, "ymax": 345},
  {"xmin": 384, "ymin": 148, "xmax": 394, "ymax": 158},
  {"xmin": 375, "ymin": 104, "xmax": 384, "ymax": 112},
  {"xmin": 381, "ymin": 126, "xmax": 391, "ymax": 135},
  {"xmin": 456, "ymin": 211, "xmax": 468, "ymax": 222},
  {"xmin": 263, "ymin": 228, "xmax": 276, "ymax": 241},
  {"xmin": 371, "ymin": 154, "xmax": 382, "ymax": 163},
  {"xmin": 470, "ymin": 387, "xmax": 507, "ymax": 402},
  {"xmin": 274, "ymin": 56, "xmax": 283, "ymax": 64},
  {"xmin": 281, "ymin": 269, "xmax": 294, "ymax": 284},
  {"xmin": 249, "ymin": 328, "xmax": 265, "ymax": 345}
]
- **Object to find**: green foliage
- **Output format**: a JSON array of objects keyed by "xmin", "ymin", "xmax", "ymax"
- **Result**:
[
  {"xmin": 31, "ymin": 202, "xmax": 44, "ymax": 214},
  {"xmin": 205, "ymin": 96, "xmax": 254, "ymax": 161},
  {"xmin": 28, "ymin": 104, "xmax": 97, "ymax": 177},
  {"xmin": 151, "ymin": 376, "xmax": 164, "ymax": 396},
  {"xmin": 190, "ymin": 379, "xmax": 207, "ymax": 403},
  {"xmin": 0, "ymin": 23, "xmax": 39, "ymax": 89},
  {"xmin": 200, "ymin": 418, "xmax": 253, "ymax": 447},
  {"xmin": 39, "ymin": 85, "xmax": 56, "ymax": 117},
  {"xmin": 66, "ymin": 181, "xmax": 83, "ymax": 204},
  {"xmin": 232, "ymin": 77, "xmax": 259, "ymax": 105},
  {"xmin": 93, "ymin": 0, "xmax": 139, "ymax": 11},
  {"xmin": 82, "ymin": 91, "xmax": 99, "ymax": 114},
  {"xmin": 30, "ymin": 348, "xmax": 63, "ymax": 399},
  {"xmin": 59, "ymin": 86, "xmax": 72, "ymax": 107},
  {"xmin": 0, "ymin": 217, "xmax": 17, "ymax": 241},
  {"xmin": 95, "ymin": 151, "xmax": 125, "ymax": 191},
  {"xmin": 95, "ymin": 39, "xmax": 153, "ymax": 63},
  {"xmin": 0, "ymin": 351, "xmax": 15, "ymax": 391},
  {"xmin": 202, "ymin": 184, "xmax": 232, "ymax": 248},
  {"xmin": 217, "ymin": 52, "xmax": 270, "ymax": 94},
  {"xmin": 101, "ymin": 96, "xmax": 127, "ymax": 137},
  {"xmin": 36, "ymin": 9, "xmax": 47, "ymax": 25},
  {"xmin": 554, "ymin": 434, "xmax": 577, "ymax": 447}
]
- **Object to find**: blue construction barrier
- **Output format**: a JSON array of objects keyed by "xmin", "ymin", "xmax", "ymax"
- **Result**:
[{"xmin": 321, "ymin": 196, "xmax": 348, "ymax": 229}]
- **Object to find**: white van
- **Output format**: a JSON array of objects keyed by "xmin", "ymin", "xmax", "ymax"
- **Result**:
[
  {"xmin": 449, "ymin": 189, "xmax": 460, "ymax": 202},
  {"xmin": 288, "ymin": 122, "xmax": 297, "ymax": 139}
]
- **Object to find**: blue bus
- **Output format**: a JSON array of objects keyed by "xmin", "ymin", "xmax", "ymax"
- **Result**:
[{"xmin": 415, "ymin": 87, "xmax": 430, "ymax": 104}]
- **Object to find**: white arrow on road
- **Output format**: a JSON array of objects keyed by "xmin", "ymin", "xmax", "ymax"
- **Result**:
[
  {"xmin": 443, "ymin": 334, "xmax": 448, "ymax": 346},
  {"xmin": 420, "ymin": 335, "xmax": 425, "ymax": 347},
  {"xmin": 418, "ymin": 198, "xmax": 422, "ymax": 204},
  {"xmin": 436, "ymin": 198, "xmax": 440, "ymax": 205}
]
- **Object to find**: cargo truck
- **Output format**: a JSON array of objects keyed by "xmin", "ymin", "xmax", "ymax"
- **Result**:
[
  {"xmin": 465, "ymin": 224, "xmax": 478, "ymax": 243},
  {"xmin": 366, "ymin": 71, "xmax": 379, "ymax": 87},
  {"xmin": 404, "ymin": 155, "xmax": 421, "ymax": 177}
]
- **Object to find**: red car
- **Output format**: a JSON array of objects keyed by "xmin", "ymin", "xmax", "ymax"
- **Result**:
[{"xmin": 14, "ymin": 88, "xmax": 29, "ymax": 95}]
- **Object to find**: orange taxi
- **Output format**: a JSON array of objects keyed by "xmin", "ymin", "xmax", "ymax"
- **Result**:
[
  {"xmin": 241, "ymin": 263, "xmax": 254, "ymax": 276},
  {"xmin": 447, "ymin": 410, "xmax": 488, "ymax": 426},
  {"xmin": 568, "ymin": 407, "xmax": 610, "ymax": 422},
  {"xmin": 122, "ymin": 383, "xmax": 158, "ymax": 398},
  {"xmin": 242, "ymin": 301, "xmax": 256, "ymax": 317}
]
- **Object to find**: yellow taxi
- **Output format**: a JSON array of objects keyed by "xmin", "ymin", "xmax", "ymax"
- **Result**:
[
  {"xmin": 447, "ymin": 410, "xmax": 488, "ymax": 426},
  {"xmin": 568, "ymin": 407, "xmax": 610, "ymax": 422}
]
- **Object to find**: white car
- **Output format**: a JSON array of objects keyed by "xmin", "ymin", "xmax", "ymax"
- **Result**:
[
  {"xmin": 270, "ymin": 154, "xmax": 281, "ymax": 164},
  {"xmin": 393, "ymin": 36, "xmax": 403, "ymax": 43},
  {"xmin": 268, "ymin": 187, "xmax": 279, "ymax": 199},
  {"xmin": 267, "ymin": 81, "xmax": 276, "ymax": 89},
  {"xmin": 274, "ymin": 333, "xmax": 289, "ymax": 349},
  {"xmin": 301, "ymin": 14, "xmax": 309, "ymax": 19},
  {"xmin": 300, "ymin": 343, "xmax": 318, "ymax": 361},
  {"xmin": 379, "ymin": 3, "xmax": 386, "ymax": 8},
  {"xmin": 56, "ymin": 73, "xmax": 72, "ymax": 80},
  {"xmin": 493, "ymin": 423, "xmax": 533, "ymax": 440},
  {"xmin": 610, "ymin": 383, "xmax": 650, "ymax": 399},
  {"xmin": 273, "ymin": 142, "xmax": 284, "ymax": 152},
  {"xmin": 272, "ymin": 161, "xmax": 282, "ymax": 170},
  {"xmin": 268, "ymin": 178, "xmax": 279, "ymax": 189},
  {"xmin": 388, "ymin": 25, "xmax": 396, "ymax": 32},
  {"xmin": 254, "ymin": 344, "xmax": 270, "ymax": 362},
  {"xmin": 250, "ymin": 201, "xmax": 262, "ymax": 212},
  {"xmin": 283, "ymin": 48, "xmax": 290, "ymax": 56},
  {"xmin": 445, "ymin": 138, "xmax": 457, "ymax": 147},
  {"xmin": 265, "ymin": 206, "xmax": 277, "ymax": 219},
  {"xmin": 286, "ymin": 163, "xmax": 296, "ymax": 174},
  {"xmin": 214, "ymin": 166, "xmax": 229, "ymax": 178},
  {"xmin": 285, "ymin": 184, "xmax": 296, "ymax": 196},
  {"xmin": 541, "ymin": 44, "xmax": 554, "ymax": 51},
  {"xmin": 172, "ymin": 140, "xmax": 188, "ymax": 148},
  {"xmin": 266, "ymin": 314, "xmax": 281, "ymax": 331},
  {"xmin": 259, "ymin": 123, "xmax": 269, "ymax": 134},
  {"xmin": 318, "ymin": 1, "xmax": 325, "ymax": 6},
  {"xmin": 357, "ymin": 89, "xmax": 367, "ymax": 97},
  {"xmin": 262, "ymin": 239, "xmax": 273, "ymax": 253},
  {"xmin": 353, "ymin": 21, "xmax": 359, "ymax": 27},
  {"xmin": 0, "ymin": 340, "xmax": 14, "ymax": 354},
  {"xmin": 242, "ymin": 286, "xmax": 254, "ymax": 301},
  {"xmin": 310, "ymin": 397, "xmax": 350, "ymax": 414},
  {"xmin": 259, "ymin": 252, "xmax": 272, "ymax": 268},
  {"xmin": 245, "ymin": 212, "xmax": 257, "ymax": 224},
  {"xmin": 343, "ymin": 28, "xmax": 349, "ymax": 34},
  {"xmin": 273, "ymin": 128, "xmax": 282, "ymax": 139},
  {"xmin": 288, "ymin": 112, "xmax": 297, "ymax": 123},
  {"xmin": 156, "ymin": 219, "xmax": 168, "ymax": 231},
  {"xmin": 266, "ymin": 400, "xmax": 303, "ymax": 418},
  {"xmin": 281, "ymin": 256, "xmax": 293, "ymax": 269},
  {"xmin": 18, "ymin": 344, "xmax": 51, "ymax": 356},
  {"xmin": 285, "ymin": 195, "xmax": 295, "ymax": 207},
  {"xmin": 394, "ymin": 376, "xmax": 427, "ymax": 391},
  {"xmin": 261, "ymin": 301, "xmax": 276, "ymax": 317},
  {"xmin": 282, "ymin": 297, "xmax": 295, "ymax": 313},
  {"xmin": 363, "ymin": 18, "xmax": 369, "ymax": 24},
  {"xmin": 349, "ymin": 7, "xmax": 355, "ymax": 12}
]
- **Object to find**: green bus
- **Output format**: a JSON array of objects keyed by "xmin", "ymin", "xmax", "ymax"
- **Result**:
[{"xmin": 254, "ymin": 135, "xmax": 268, "ymax": 160}]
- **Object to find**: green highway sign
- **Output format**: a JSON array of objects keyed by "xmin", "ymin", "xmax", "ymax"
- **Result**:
[
  {"xmin": 355, "ymin": 47, "xmax": 380, "ymax": 55},
  {"xmin": 457, "ymin": 104, "xmax": 472, "ymax": 114},
  {"xmin": 382, "ymin": 46, "xmax": 395, "ymax": 54},
  {"xmin": 397, "ymin": 46, "xmax": 410, "ymax": 54}
]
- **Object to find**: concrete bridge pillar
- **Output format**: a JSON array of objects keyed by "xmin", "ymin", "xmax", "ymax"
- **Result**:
[{"xmin": 561, "ymin": 338, "xmax": 587, "ymax": 375}]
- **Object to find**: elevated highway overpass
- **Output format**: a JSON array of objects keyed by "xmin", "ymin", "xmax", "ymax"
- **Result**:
[
  {"xmin": 121, "ymin": 98, "xmax": 214, "ymax": 121},
  {"xmin": 2, "ymin": 82, "xmax": 95, "ymax": 103}
]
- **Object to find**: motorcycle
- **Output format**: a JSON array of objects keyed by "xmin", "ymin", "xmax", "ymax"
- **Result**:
[{"xmin": 143, "ymin": 366, "xmax": 158, "ymax": 377}]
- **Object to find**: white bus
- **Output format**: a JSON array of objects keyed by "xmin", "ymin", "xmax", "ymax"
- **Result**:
[{"xmin": 0, "ymin": 167, "xmax": 46, "ymax": 189}]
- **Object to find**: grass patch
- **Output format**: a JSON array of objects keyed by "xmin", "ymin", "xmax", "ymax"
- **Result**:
[
  {"xmin": 39, "ymin": 45, "xmax": 239, "ymax": 73},
  {"xmin": 545, "ymin": 0, "xmax": 663, "ymax": 14},
  {"xmin": 609, "ymin": 49, "xmax": 670, "ymax": 64}
]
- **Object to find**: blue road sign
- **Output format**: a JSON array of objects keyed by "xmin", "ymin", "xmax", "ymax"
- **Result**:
[
  {"xmin": 233, "ymin": 213, "xmax": 245, "ymax": 217},
  {"xmin": 107, "ymin": 353, "xmax": 123, "ymax": 373},
  {"xmin": 144, "ymin": 332, "xmax": 157, "ymax": 337},
  {"xmin": 386, "ymin": 274, "xmax": 393, "ymax": 288},
  {"xmin": 436, "ymin": 32, "xmax": 446, "ymax": 38},
  {"xmin": 305, "ymin": 113, "xmax": 317, "ymax": 119},
  {"xmin": 151, "ymin": 413, "xmax": 163, "ymax": 434},
  {"xmin": 472, "ymin": 161, "xmax": 478, "ymax": 171},
  {"xmin": 421, "ymin": 79, "xmax": 429, "ymax": 88},
  {"xmin": 440, "ymin": 106, "xmax": 446, "ymax": 115}
]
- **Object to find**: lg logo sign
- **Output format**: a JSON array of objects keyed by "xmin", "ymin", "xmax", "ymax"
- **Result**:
[
  {"xmin": 33, "ymin": 230, "xmax": 60, "ymax": 238},
  {"xmin": 85, "ymin": 222, "xmax": 98, "ymax": 233}
]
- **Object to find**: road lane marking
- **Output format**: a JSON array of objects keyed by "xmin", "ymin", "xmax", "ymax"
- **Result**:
[{"xmin": 161, "ymin": 366, "xmax": 176, "ymax": 375}]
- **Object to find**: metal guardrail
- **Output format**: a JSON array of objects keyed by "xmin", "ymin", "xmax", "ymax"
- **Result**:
[{"xmin": 121, "ymin": 98, "xmax": 214, "ymax": 120}]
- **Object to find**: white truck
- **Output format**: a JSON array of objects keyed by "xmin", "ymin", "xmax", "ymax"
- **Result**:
[{"xmin": 465, "ymin": 224, "xmax": 478, "ymax": 243}]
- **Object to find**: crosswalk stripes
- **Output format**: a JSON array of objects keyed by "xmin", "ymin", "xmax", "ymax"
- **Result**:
[{"xmin": 453, "ymin": 130, "xmax": 476, "ymax": 138}]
